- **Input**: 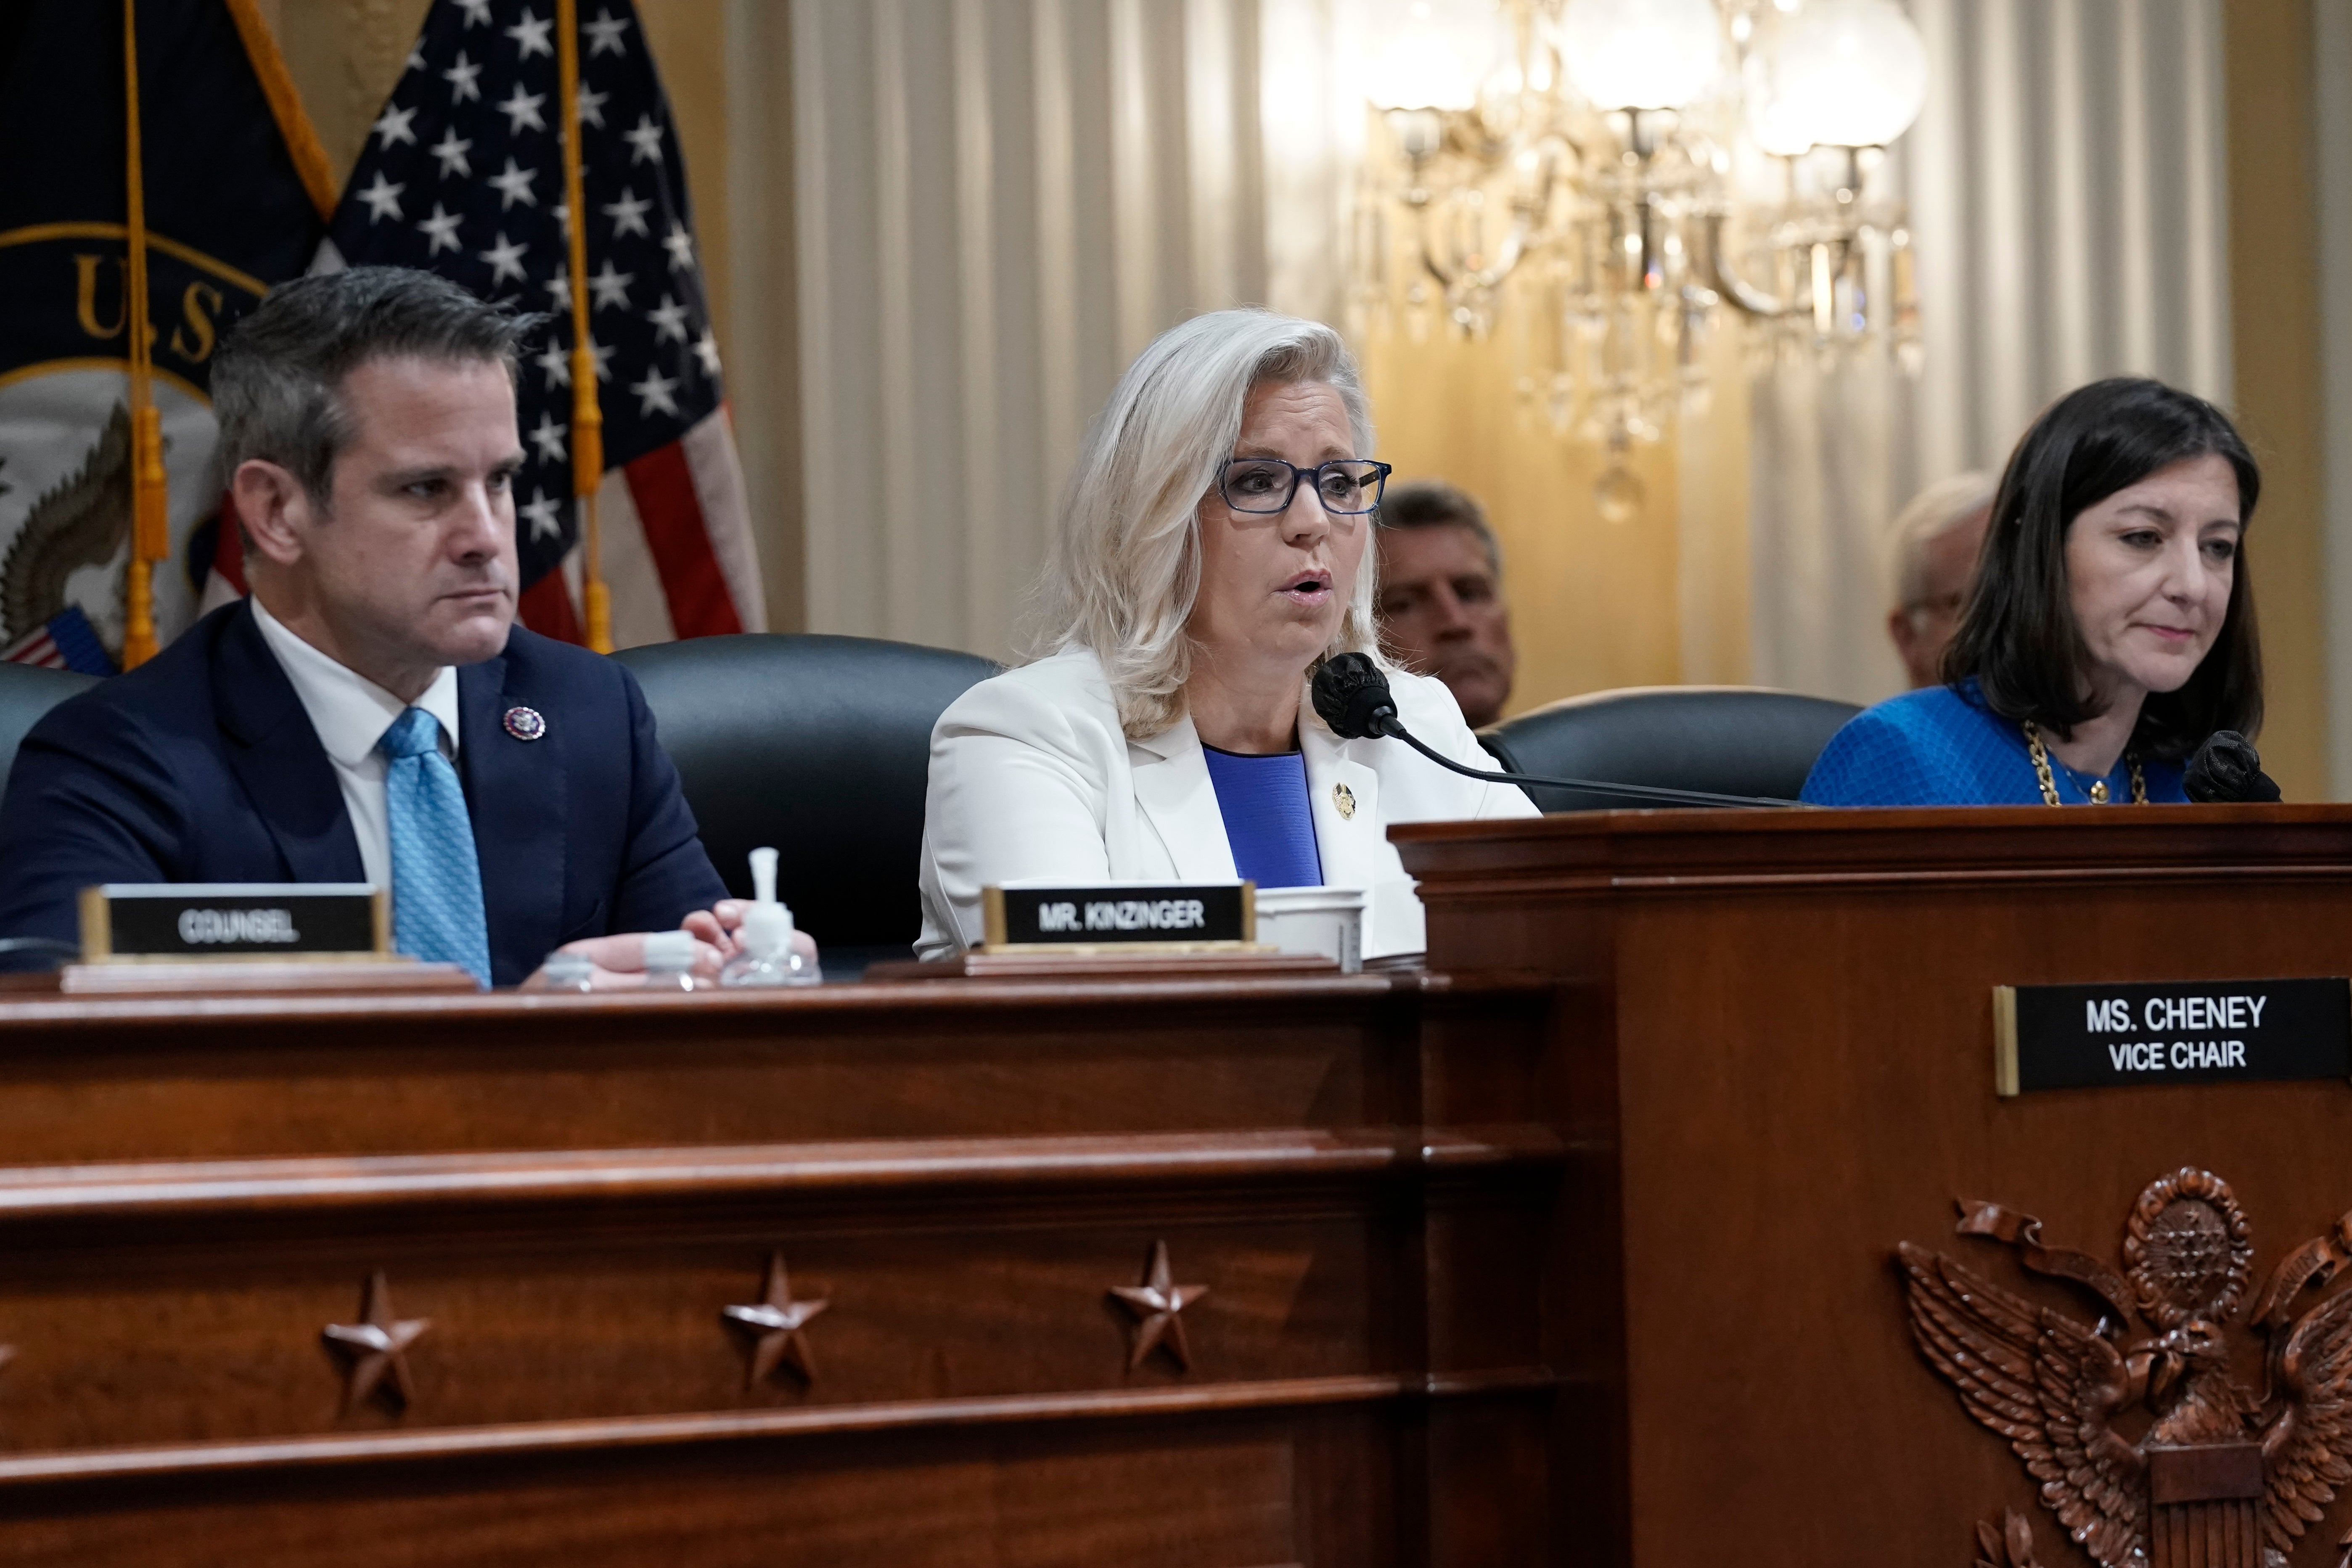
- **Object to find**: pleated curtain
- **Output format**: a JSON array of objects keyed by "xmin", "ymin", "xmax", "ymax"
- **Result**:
[
  {"xmin": 1751, "ymin": 0, "xmax": 2231, "ymax": 704},
  {"xmin": 775, "ymin": 0, "xmax": 2234, "ymax": 705}
]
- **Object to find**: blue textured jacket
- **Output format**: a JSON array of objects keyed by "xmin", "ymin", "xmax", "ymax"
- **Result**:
[
  {"xmin": 0, "ymin": 601, "xmax": 725, "ymax": 984},
  {"xmin": 1801, "ymin": 682, "xmax": 2189, "ymax": 807}
]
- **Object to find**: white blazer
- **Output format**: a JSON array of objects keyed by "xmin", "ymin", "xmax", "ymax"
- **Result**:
[{"xmin": 915, "ymin": 647, "xmax": 1538, "ymax": 960}]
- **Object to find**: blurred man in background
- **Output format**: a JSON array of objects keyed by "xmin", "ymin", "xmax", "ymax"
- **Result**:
[
  {"xmin": 1376, "ymin": 480, "xmax": 1518, "ymax": 728},
  {"xmin": 1886, "ymin": 472, "xmax": 1996, "ymax": 688}
]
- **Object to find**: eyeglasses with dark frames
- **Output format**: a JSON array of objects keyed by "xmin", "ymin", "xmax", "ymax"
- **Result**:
[{"xmin": 1217, "ymin": 457, "xmax": 1393, "ymax": 516}]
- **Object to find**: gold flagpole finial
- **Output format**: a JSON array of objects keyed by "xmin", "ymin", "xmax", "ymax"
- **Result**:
[
  {"xmin": 556, "ymin": 0, "xmax": 611, "ymax": 654},
  {"xmin": 120, "ymin": 0, "xmax": 168, "ymax": 670}
]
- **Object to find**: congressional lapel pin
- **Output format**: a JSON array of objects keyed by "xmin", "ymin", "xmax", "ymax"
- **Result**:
[
  {"xmin": 503, "ymin": 706, "xmax": 547, "ymax": 742},
  {"xmin": 1333, "ymin": 783, "xmax": 1356, "ymax": 820}
]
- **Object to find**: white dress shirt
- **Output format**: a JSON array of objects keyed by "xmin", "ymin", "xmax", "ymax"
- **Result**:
[{"xmin": 249, "ymin": 597, "xmax": 463, "ymax": 891}]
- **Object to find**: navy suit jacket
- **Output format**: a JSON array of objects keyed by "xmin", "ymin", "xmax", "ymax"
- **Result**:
[{"xmin": 0, "ymin": 601, "xmax": 727, "ymax": 986}]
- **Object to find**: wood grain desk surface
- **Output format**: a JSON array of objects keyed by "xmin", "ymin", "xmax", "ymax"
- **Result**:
[
  {"xmin": 0, "ymin": 964, "xmax": 1561, "ymax": 1566},
  {"xmin": 13, "ymin": 806, "xmax": 2350, "ymax": 1565},
  {"xmin": 1398, "ymin": 803, "xmax": 2352, "ymax": 1568}
]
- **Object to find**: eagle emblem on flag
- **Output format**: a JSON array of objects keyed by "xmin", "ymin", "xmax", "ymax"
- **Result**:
[{"xmin": 0, "ymin": 0, "xmax": 331, "ymax": 672}]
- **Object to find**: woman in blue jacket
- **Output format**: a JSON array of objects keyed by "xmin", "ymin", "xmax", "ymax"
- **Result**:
[{"xmin": 1804, "ymin": 378, "xmax": 2263, "ymax": 807}]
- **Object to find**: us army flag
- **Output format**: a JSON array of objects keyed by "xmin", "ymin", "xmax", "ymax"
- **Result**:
[{"xmin": 0, "ymin": 0, "xmax": 331, "ymax": 672}]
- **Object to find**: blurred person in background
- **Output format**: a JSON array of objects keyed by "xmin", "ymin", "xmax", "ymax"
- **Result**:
[
  {"xmin": 1375, "ymin": 480, "xmax": 1518, "ymax": 728},
  {"xmin": 1886, "ymin": 471, "xmax": 1996, "ymax": 689}
]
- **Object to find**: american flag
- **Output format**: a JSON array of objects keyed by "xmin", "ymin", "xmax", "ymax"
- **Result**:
[
  {"xmin": 2, "ymin": 607, "xmax": 113, "ymax": 676},
  {"xmin": 253, "ymin": 0, "xmax": 762, "ymax": 645}
]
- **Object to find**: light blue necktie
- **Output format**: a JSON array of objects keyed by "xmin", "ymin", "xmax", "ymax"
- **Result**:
[{"xmin": 379, "ymin": 707, "xmax": 491, "ymax": 988}]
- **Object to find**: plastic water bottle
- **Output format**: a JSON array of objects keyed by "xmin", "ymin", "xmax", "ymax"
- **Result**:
[
  {"xmin": 642, "ymin": 928, "xmax": 704, "ymax": 991},
  {"xmin": 540, "ymin": 949, "xmax": 595, "ymax": 992},
  {"xmin": 721, "ymin": 846, "xmax": 819, "ymax": 987}
]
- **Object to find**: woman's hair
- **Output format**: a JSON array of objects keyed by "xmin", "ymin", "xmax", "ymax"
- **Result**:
[
  {"xmin": 1942, "ymin": 376, "xmax": 2263, "ymax": 759},
  {"xmin": 1024, "ymin": 308, "xmax": 1381, "ymax": 738}
]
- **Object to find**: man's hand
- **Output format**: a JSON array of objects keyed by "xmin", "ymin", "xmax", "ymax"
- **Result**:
[
  {"xmin": 680, "ymin": 902, "xmax": 741, "ymax": 958},
  {"xmin": 521, "ymin": 908, "xmax": 820, "ymax": 990},
  {"xmin": 682, "ymin": 900, "xmax": 820, "ymax": 967},
  {"xmin": 521, "ymin": 930, "xmax": 726, "ymax": 989}
]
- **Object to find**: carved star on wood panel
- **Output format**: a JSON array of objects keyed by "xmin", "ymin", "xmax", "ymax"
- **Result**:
[
  {"xmin": 723, "ymin": 1252, "xmax": 829, "ymax": 1387},
  {"xmin": 1109, "ymin": 1240, "xmax": 1209, "ymax": 1371},
  {"xmin": 321, "ymin": 1271, "xmax": 431, "ymax": 1412}
]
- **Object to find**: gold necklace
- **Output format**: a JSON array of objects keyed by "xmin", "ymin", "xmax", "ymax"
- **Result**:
[{"xmin": 2024, "ymin": 720, "xmax": 2146, "ymax": 806}]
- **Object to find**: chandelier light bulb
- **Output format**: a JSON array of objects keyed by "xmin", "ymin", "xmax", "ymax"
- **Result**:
[
  {"xmin": 1365, "ymin": 0, "xmax": 1501, "ymax": 112},
  {"xmin": 1766, "ymin": 0, "xmax": 1928, "ymax": 148},
  {"xmin": 1555, "ymin": 0, "xmax": 1723, "ymax": 112},
  {"xmin": 1346, "ymin": 0, "xmax": 1931, "ymax": 463},
  {"xmin": 1743, "ymin": 52, "xmax": 1818, "ymax": 158}
]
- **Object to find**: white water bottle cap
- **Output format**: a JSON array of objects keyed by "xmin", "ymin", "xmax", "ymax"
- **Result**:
[
  {"xmin": 642, "ymin": 929, "xmax": 698, "ymax": 972},
  {"xmin": 749, "ymin": 846, "xmax": 779, "ymax": 906}
]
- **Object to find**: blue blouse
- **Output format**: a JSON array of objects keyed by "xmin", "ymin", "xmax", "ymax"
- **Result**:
[
  {"xmin": 1801, "ymin": 682, "xmax": 2189, "ymax": 806},
  {"xmin": 1201, "ymin": 745, "xmax": 1323, "ymax": 888}
]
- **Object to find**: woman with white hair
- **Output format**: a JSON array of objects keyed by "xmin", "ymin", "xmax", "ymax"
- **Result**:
[{"xmin": 916, "ymin": 308, "xmax": 1535, "ymax": 961}]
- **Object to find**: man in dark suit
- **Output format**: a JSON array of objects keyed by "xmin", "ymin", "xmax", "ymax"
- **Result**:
[
  {"xmin": 1375, "ymin": 480, "xmax": 1519, "ymax": 729},
  {"xmin": 0, "ymin": 267, "xmax": 753, "ymax": 986}
]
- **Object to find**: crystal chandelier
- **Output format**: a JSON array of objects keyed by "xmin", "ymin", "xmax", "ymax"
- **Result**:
[{"xmin": 1350, "ymin": 0, "xmax": 1930, "ymax": 519}]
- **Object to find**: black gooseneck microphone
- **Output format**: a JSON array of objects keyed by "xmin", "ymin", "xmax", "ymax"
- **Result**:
[
  {"xmin": 1310, "ymin": 653, "xmax": 1799, "ymax": 810},
  {"xmin": 2183, "ymin": 730, "xmax": 2282, "ymax": 803}
]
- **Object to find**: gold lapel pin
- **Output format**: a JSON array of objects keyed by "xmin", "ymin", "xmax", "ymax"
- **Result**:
[{"xmin": 1332, "ymin": 782, "xmax": 1356, "ymax": 820}]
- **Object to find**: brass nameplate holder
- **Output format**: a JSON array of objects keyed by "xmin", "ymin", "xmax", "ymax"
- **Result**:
[
  {"xmin": 79, "ymin": 883, "xmax": 390, "ymax": 963},
  {"xmin": 1991, "ymin": 977, "xmax": 2352, "ymax": 1096},
  {"xmin": 59, "ymin": 885, "xmax": 479, "ymax": 995},
  {"xmin": 980, "ymin": 882, "xmax": 1262, "ymax": 955}
]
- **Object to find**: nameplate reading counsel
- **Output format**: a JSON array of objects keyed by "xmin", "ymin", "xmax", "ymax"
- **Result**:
[{"xmin": 80, "ymin": 883, "xmax": 386, "ymax": 962}]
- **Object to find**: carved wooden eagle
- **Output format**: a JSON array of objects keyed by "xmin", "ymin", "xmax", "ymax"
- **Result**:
[{"xmin": 1899, "ymin": 1169, "xmax": 2352, "ymax": 1568}]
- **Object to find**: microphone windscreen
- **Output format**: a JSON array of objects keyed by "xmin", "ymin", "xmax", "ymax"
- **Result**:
[
  {"xmin": 2184, "ymin": 730, "xmax": 2283, "ymax": 803},
  {"xmin": 1311, "ymin": 653, "xmax": 1397, "ymax": 740}
]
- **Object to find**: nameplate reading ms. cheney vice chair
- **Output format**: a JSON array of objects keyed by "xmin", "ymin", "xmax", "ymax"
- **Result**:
[
  {"xmin": 0, "ymin": 661, "xmax": 99, "ymax": 802},
  {"xmin": 1480, "ymin": 684, "xmax": 1858, "ymax": 812},
  {"xmin": 613, "ymin": 634, "xmax": 998, "ymax": 975}
]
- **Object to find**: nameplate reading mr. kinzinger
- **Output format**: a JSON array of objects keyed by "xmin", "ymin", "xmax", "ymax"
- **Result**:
[
  {"xmin": 1992, "ymin": 978, "xmax": 2352, "ymax": 1095},
  {"xmin": 982, "ymin": 883, "xmax": 1254, "ymax": 949}
]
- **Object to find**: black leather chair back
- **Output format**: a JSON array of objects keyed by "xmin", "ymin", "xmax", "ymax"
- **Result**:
[
  {"xmin": 1480, "ymin": 685, "xmax": 1859, "ymax": 812},
  {"xmin": 612, "ymin": 633, "xmax": 998, "ymax": 970},
  {"xmin": 0, "ymin": 662, "xmax": 100, "ymax": 803}
]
